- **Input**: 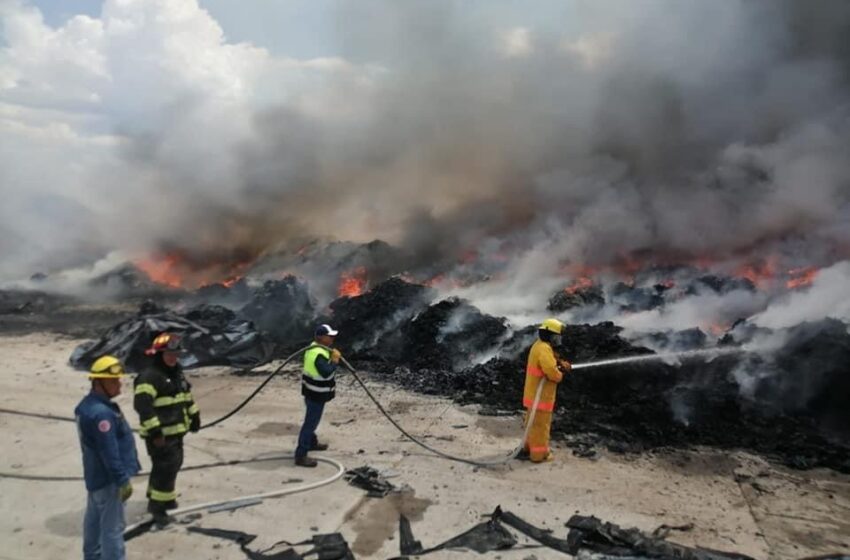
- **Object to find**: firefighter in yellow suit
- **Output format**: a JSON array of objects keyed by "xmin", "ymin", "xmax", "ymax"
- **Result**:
[{"xmin": 522, "ymin": 318, "xmax": 571, "ymax": 462}]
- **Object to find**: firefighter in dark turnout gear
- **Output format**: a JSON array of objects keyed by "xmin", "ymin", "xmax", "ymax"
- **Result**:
[
  {"xmin": 133, "ymin": 332, "xmax": 200, "ymax": 520},
  {"xmin": 295, "ymin": 324, "xmax": 341, "ymax": 467}
]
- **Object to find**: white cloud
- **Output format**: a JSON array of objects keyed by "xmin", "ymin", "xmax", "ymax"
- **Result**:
[{"xmin": 0, "ymin": 0, "xmax": 381, "ymax": 278}]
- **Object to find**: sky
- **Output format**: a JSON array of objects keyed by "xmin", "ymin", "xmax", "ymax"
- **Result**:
[{"xmin": 28, "ymin": 0, "xmax": 572, "ymax": 59}]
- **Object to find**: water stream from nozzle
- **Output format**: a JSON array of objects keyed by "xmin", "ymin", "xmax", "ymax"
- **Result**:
[{"xmin": 571, "ymin": 346, "xmax": 744, "ymax": 371}]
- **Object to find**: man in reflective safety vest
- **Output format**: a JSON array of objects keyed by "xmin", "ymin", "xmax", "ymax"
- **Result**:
[
  {"xmin": 133, "ymin": 332, "xmax": 200, "ymax": 522},
  {"xmin": 76, "ymin": 355, "xmax": 140, "ymax": 560},
  {"xmin": 295, "ymin": 324, "xmax": 342, "ymax": 467},
  {"xmin": 521, "ymin": 318, "xmax": 571, "ymax": 463}
]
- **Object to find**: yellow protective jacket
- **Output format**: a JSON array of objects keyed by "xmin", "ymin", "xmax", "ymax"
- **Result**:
[{"xmin": 523, "ymin": 340, "xmax": 568, "ymax": 412}]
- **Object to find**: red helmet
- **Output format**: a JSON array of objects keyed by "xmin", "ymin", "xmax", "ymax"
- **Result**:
[{"xmin": 144, "ymin": 332, "xmax": 183, "ymax": 356}]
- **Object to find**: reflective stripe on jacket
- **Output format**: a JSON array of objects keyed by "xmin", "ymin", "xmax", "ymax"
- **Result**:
[
  {"xmin": 302, "ymin": 342, "xmax": 336, "ymax": 402},
  {"xmin": 133, "ymin": 363, "xmax": 199, "ymax": 438},
  {"xmin": 522, "ymin": 340, "xmax": 567, "ymax": 412}
]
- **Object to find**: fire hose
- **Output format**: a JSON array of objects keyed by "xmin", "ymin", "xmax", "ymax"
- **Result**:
[
  {"xmin": 1, "ymin": 345, "xmax": 738, "ymax": 478},
  {"xmin": 0, "ymin": 344, "xmax": 743, "ymax": 540},
  {"xmin": 339, "ymin": 356, "xmax": 546, "ymax": 467},
  {"xmin": 0, "ymin": 345, "xmax": 545, "ymax": 538},
  {"xmin": 0, "ymin": 344, "xmax": 546, "ymax": 483},
  {"xmin": 122, "ymin": 364, "xmax": 536, "ymax": 538}
]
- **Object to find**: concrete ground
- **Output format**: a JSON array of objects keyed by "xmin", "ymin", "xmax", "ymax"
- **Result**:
[{"xmin": 1, "ymin": 333, "xmax": 848, "ymax": 560}]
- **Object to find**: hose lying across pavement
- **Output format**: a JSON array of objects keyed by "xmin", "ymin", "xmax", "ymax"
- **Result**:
[
  {"xmin": 0, "ymin": 345, "xmax": 548, "ymax": 537},
  {"xmin": 122, "ymin": 455, "xmax": 345, "ymax": 539},
  {"xmin": 1, "ymin": 345, "xmax": 545, "ymax": 475},
  {"xmin": 339, "ymin": 356, "xmax": 545, "ymax": 467}
]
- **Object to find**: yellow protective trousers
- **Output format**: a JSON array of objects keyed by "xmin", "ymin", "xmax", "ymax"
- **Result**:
[{"xmin": 524, "ymin": 409, "xmax": 553, "ymax": 462}]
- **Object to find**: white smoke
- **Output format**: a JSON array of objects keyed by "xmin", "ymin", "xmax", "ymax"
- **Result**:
[
  {"xmin": 752, "ymin": 261, "xmax": 850, "ymax": 329},
  {"xmin": 2, "ymin": 0, "xmax": 849, "ymax": 330}
]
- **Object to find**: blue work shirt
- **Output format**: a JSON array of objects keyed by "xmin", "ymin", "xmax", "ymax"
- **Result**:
[{"xmin": 75, "ymin": 391, "xmax": 140, "ymax": 492}]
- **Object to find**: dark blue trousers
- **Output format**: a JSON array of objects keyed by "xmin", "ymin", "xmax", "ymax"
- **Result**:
[{"xmin": 295, "ymin": 398, "xmax": 325, "ymax": 457}]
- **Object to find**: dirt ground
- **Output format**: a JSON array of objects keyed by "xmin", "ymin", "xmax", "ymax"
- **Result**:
[{"xmin": 0, "ymin": 333, "xmax": 848, "ymax": 559}]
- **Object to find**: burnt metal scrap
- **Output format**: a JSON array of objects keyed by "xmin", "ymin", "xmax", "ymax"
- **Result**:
[
  {"xmin": 69, "ymin": 302, "xmax": 274, "ymax": 372},
  {"xmin": 395, "ymin": 512, "xmax": 517, "ymax": 558},
  {"xmin": 343, "ymin": 466, "xmax": 397, "ymax": 498},
  {"xmin": 478, "ymin": 507, "xmax": 752, "ymax": 560},
  {"xmin": 564, "ymin": 514, "xmax": 755, "ymax": 560}
]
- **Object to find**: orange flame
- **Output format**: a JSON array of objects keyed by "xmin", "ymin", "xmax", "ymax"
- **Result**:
[
  {"xmin": 135, "ymin": 251, "xmax": 250, "ymax": 290},
  {"xmin": 136, "ymin": 253, "xmax": 185, "ymax": 288},
  {"xmin": 338, "ymin": 267, "xmax": 367, "ymax": 297},
  {"xmin": 706, "ymin": 323, "xmax": 730, "ymax": 336},
  {"xmin": 565, "ymin": 276, "xmax": 594, "ymax": 295},
  {"xmin": 786, "ymin": 267, "xmax": 818, "ymax": 290},
  {"xmin": 734, "ymin": 257, "xmax": 778, "ymax": 288}
]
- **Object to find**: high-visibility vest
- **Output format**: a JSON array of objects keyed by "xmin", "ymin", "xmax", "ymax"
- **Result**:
[
  {"xmin": 302, "ymin": 342, "xmax": 336, "ymax": 401},
  {"xmin": 522, "ymin": 340, "xmax": 565, "ymax": 412}
]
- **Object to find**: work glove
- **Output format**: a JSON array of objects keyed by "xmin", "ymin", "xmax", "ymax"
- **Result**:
[
  {"xmin": 189, "ymin": 413, "xmax": 201, "ymax": 433},
  {"xmin": 558, "ymin": 359, "xmax": 572, "ymax": 372},
  {"xmin": 119, "ymin": 482, "xmax": 133, "ymax": 502},
  {"xmin": 330, "ymin": 349, "xmax": 342, "ymax": 364}
]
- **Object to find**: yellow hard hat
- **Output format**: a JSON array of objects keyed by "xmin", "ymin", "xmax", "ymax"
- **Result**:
[
  {"xmin": 89, "ymin": 355, "xmax": 125, "ymax": 379},
  {"xmin": 539, "ymin": 318, "xmax": 564, "ymax": 334}
]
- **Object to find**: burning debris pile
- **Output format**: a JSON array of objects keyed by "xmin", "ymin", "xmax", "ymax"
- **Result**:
[
  {"xmin": 323, "ymin": 281, "xmax": 850, "ymax": 472},
  {"xmin": 20, "ymin": 240, "xmax": 846, "ymax": 472},
  {"xmin": 548, "ymin": 272, "xmax": 761, "ymax": 317},
  {"xmin": 327, "ymin": 277, "xmax": 436, "ymax": 361},
  {"xmin": 400, "ymin": 297, "xmax": 509, "ymax": 372}
]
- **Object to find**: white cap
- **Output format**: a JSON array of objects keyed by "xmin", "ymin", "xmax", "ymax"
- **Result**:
[{"xmin": 315, "ymin": 324, "xmax": 339, "ymax": 337}]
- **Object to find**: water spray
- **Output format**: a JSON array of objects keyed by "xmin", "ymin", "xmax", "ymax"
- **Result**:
[{"xmin": 571, "ymin": 346, "xmax": 744, "ymax": 371}]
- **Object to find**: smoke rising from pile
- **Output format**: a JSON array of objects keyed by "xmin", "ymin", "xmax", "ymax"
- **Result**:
[{"xmin": 2, "ymin": 0, "xmax": 850, "ymax": 300}]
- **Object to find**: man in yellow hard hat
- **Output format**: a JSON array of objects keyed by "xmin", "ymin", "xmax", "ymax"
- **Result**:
[
  {"xmin": 75, "ymin": 355, "xmax": 140, "ymax": 560},
  {"xmin": 520, "ymin": 318, "xmax": 571, "ymax": 463}
]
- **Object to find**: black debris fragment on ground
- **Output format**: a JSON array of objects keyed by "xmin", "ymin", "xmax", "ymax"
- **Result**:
[
  {"xmin": 343, "ymin": 466, "xmax": 397, "ymax": 498},
  {"xmin": 394, "ymin": 512, "xmax": 518, "ymax": 558},
  {"xmin": 188, "ymin": 526, "xmax": 355, "ymax": 560},
  {"xmin": 564, "ymin": 513, "xmax": 755, "ymax": 560},
  {"xmin": 481, "ymin": 507, "xmax": 754, "ymax": 560}
]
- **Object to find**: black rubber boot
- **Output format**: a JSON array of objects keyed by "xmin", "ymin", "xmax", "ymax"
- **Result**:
[
  {"xmin": 310, "ymin": 441, "xmax": 329, "ymax": 451},
  {"xmin": 147, "ymin": 501, "xmax": 172, "ymax": 528},
  {"xmin": 295, "ymin": 455, "xmax": 318, "ymax": 468}
]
